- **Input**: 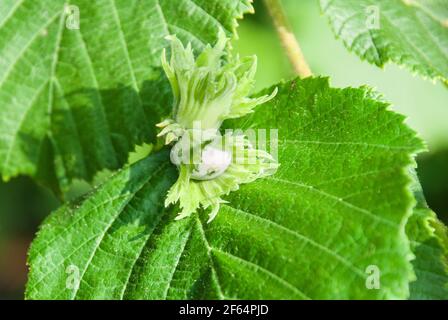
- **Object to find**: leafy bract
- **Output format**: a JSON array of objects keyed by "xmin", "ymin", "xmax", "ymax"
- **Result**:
[
  {"xmin": 407, "ymin": 174, "xmax": 448, "ymax": 299},
  {"xmin": 320, "ymin": 0, "xmax": 448, "ymax": 84},
  {"xmin": 27, "ymin": 78, "xmax": 425, "ymax": 299},
  {"xmin": 0, "ymin": 0, "xmax": 253, "ymax": 193},
  {"xmin": 157, "ymin": 29, "xmax": 278, "ymax": 221}
]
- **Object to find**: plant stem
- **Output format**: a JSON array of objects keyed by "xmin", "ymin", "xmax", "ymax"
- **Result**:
[{"xmin": 263, "ymin": 0, "xmax": 312, "ymax": 78}]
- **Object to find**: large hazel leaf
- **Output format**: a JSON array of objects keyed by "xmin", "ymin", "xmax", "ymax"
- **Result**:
[
  {"xmin": 320, "ymin": 0, "xmax": 448, "ymax": 84},
  {"xmin": 26, "ymin": 78, "xmax": 425, "ymax": 299},
  {"xmin": 0, "ymin": 0, "xmax": 253, "ymax": 193}
]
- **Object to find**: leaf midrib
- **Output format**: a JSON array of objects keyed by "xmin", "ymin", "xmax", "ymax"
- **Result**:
[{"xmin": 0, "ymin": 0, "xmax": 25, "ymax": 30}]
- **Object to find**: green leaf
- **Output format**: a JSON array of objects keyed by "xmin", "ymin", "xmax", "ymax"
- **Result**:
[
  {"xmin": 27, "ymin": 78, "xmax": 425, "ymax": 299},
  {"xmin": 0, "ymin": 0, "xmax": 253, "ymax": 193},
  {"xmin": 407, "ymin": 173, "xmax": 448, "ymax": 299},
  {"xmin": 320, "ymin": 0, "xmax": 448, "ymax": 84}
]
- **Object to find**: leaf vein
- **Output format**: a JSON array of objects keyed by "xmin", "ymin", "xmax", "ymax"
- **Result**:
[
  {"xmin": 224, "ymin": 204, "xmax": 367, "ymax": 277},
  {"xmin": 267, "ymin": 177, "xmax": 397, "ymax": 228}
]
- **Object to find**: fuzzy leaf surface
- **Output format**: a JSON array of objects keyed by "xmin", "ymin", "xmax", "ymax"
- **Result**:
[
  {"xmin": 320, "ymin": 0, "xmax": 448, "ymax": 83},
  {"xmin": 0, "ymin": 0, "xmax": 252, "ymax": 192},
  {"xmin": 27, "ymin": 78, "xmax": 425, "ymax": 299}
]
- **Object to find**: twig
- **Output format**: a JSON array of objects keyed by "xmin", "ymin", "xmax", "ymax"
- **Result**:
[{"xmin": 263, "ymin": 0, "xmax": 312, "ymax": 78}]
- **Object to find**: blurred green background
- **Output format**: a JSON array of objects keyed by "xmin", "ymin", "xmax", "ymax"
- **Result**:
[{"xmin": 1, "ymin": 0, "xmax": 447, "ymax": 299}]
